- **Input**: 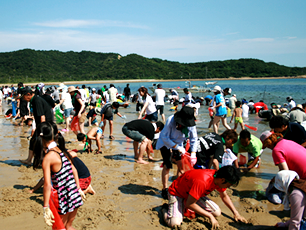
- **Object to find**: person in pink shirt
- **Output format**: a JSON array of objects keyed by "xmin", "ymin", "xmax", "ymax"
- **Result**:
[{"xmin": 260, "ymin": 130, "xmax": 306, "ymax": 179}]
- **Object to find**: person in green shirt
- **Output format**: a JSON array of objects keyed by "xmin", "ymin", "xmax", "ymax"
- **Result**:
[{"xmin": 233, "ymin": 130, "xmax": 263, "ymax": 172}]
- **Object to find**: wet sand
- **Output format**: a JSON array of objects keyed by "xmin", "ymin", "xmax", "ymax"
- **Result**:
[{"xmin": 0, "ymin": 103, "xmax": 290, "ymax": 230}]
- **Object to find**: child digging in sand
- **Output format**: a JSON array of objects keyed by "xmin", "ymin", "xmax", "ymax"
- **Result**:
[
  {"xmin": 230, "ymin": 101, "xmax": 245, "ymax": 132},
  {"xmin": 77, "ymin": 127, "xmax": 103, "ymax": 154}
]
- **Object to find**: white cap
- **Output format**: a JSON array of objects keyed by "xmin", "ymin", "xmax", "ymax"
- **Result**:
[
  {"xmin": 92, "ymin": 88, "xmax": 96, "ymax": 91},
  {"xmin": 212, "ymin": 85, "xmax": 222, "ymax": 92}
]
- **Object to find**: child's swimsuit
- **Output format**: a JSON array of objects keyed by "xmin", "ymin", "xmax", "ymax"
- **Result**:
[
  {"xmin": 97, "ymin": 128, "xmax": 103, "ymax": 134},
  {"xmin": 51, "ymin": 152, "xmax": 83, "ymax": 215},
  {"xmin": 235, "ymin": 117, "xmax": 243, "ymax": 124}
]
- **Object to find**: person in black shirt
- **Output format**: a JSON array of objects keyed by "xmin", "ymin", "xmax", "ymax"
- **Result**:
[
  {"xmin": 269, "ymin": 115, "xmax": 306, "ymax": 147},
  {"xmin": 19, "ymin": 86, "xmax": 53, "ymax": 165},
  {"xmin": 194, "ymin": 130, "xmax": 238, "ymax": 170},
  {"xmin": 123, "ymin": 84, "xmax": 131, "ymax": 102},
  {"xmin": 122, "ymin": 120, "xmax": 164, "ymax": 164}
]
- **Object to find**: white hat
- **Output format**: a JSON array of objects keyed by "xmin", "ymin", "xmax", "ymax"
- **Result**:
[
  {"xmin": 92, "ymin": 88, "xmax": 96, "ymax": 91},
  {"xmin": 58, "ymin": 83, "xmax": 65, "ymax": 90},
  {"xmin": 212, "ymin": 85, "xmax": 221, "ymax": 92},
  {"xmin": 233, "ymin": 94, "xmax": 236, "ymax": 97}
]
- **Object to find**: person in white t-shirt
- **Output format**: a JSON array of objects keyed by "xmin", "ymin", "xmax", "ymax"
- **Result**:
[
  {"xmin": 138, "ymin": 87, "xmax": 158, "ymax": 122},
  {"xmin": 241, "ymin": 99, "xmax": 249, "ymax": 118},
  {"xmin": 58, "ymin": 85, "xmax": 73, "ymax": 132},
  {"xmin": 78, "ymin": 85, "xmax": 87, "ymax": 105},
  {"xmin": 108, "ymin": 84, "xmax": 118, "ymax": 103},
  {"xmin": 154, "ymin": 84, "xmax": 166, "ymax": 122},
  {"xmin": 286, "ymin": 96, "xmax": 296, "ymax": 111}
]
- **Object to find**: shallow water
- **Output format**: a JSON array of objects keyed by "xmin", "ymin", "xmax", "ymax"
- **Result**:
[{"xmin": 0, "ymin": 78, "xmax": 303, "ymax": 207}]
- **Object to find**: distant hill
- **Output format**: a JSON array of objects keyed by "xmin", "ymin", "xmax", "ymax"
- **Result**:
[{"xmin": 0, "ymin": 49, "xmax": 305, "ymax": 83}]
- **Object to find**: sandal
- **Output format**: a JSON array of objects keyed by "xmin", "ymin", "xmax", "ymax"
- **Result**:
[
  {"xmin": 109, "ymin": 135, "xmax": 115, "ymax": 140},
  {"xmin": 94, "ymin": 149, "xmax": 103, "ymax": 154}
]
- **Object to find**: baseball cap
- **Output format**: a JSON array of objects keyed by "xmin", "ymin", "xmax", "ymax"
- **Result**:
[
  {"xmin": 260, "ymin": 130, "xmax": 273, "ymax": 143},
  {"xmin": 212, "ymin": 85, "xmax": 222, "ymax": 92}
]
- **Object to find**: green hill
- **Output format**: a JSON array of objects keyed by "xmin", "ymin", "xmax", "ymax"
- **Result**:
[{"xmin": 0, "ymin": 49, "xmax": 304, "ymax": 83}]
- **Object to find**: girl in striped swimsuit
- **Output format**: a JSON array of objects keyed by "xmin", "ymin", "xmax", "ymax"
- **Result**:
[{"xmin": 33, "ymin": 122, "xmax": 85, "ymax": 229}]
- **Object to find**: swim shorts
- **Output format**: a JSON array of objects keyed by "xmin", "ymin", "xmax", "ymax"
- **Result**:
[
  {"xmin": 79, "ymin": 176, "xmax": 91, "ymax": 190},
  {"xmin": 235, "ymin": 117, "xmax": 243, "ymax": 124},
  {"xmin": 97, "ymin": 128, "xmax": 103, "ymax": 134}
]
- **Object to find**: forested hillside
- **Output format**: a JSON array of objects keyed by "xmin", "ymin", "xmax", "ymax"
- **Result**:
[{"xmin": 0, "ymin": 49, "xmax": 304, "ymax": 83}]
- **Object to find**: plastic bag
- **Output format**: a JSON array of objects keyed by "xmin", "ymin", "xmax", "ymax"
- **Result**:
[
  {"xmin": 238, "ymin": 154, "xmax": 246, "ymax": 166},
  {"xmin": 71, "ymin": 116, "xmax": 80, "ymax": 132},
  {"xmin": 50, "ymin": 188, "xmax": 66, "ymax": 230},
  {"xmin": 181, "ymin": 153, "xmax": 193, "ymax": 172},
  {"xmin": 55, "ymin": 107, "xmax": 64, "ymax": 124}
]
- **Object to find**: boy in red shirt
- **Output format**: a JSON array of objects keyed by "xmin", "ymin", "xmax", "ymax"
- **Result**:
[{"xmin": 163, "ymin": 166, "xmax": 247, "ymax": 228}]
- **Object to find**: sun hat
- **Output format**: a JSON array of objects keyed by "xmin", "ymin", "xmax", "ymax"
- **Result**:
[
  {"xmin": 68, "ymin": 86, "xmax": 77, "ymax": 93},
  {"xmin": 92, "ymin": 88, "xmax": 96, "ymax": 91},
  {"xmin": 297, "ymin": 104, "xmax": 303, "ymax": 109},
  {"xmin": 174, "ymin": 106, "xmax": 196, "ymax": 127},
  {"xmin": 212, "ymin": 85, "xmax": 222, "ymax": 92},
  {"xmin": 58, "ymin": 83, "xmax": 65, "ymax": 90},
  {"xmin": 260, "ymin": 130, "xmax": 273, "ymax": 143},
  {"xmin": 200, "ymin": 97, "xmax": 204, "ymax": 100},
  {"xmin": 95, "ymin": 107, "xmax": 101, "ymax": 114}
]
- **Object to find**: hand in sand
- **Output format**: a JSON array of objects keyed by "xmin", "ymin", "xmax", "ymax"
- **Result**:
[
  {"xmin": 210, "ymin": 216, "xmax": 220, "ymax": 229},
  {"xmin": 78, "ymin": 188, "xmax": 86, "ymax": 202},
  {"xmin": 234, "ymin": 213, "xmax": 248, "ymax": 223}
]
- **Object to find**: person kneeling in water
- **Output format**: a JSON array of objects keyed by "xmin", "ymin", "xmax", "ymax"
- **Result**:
[{"xmin": 162, "ymin": 166, "xmax": 247, "ymax": 229}]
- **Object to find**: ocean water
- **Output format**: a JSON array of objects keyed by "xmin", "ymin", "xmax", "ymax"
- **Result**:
[{"xmin": 70, "ymin": 78, "xmax": 306, "ymax": 106}]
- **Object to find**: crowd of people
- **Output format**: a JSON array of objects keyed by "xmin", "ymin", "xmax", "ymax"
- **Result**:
[{"xmin": 2, "ymin": 82, "xmax": 306, "ymax": 230}]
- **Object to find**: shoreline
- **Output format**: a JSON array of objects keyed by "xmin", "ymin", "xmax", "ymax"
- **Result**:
[{"xmin": 10, "ymin": 75, "xmax": 306, "ymax": 86}]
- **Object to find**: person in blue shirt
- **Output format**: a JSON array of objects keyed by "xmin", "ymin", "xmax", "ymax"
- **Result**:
[
  {"xmin": 156, "ymin": 106, "xmax": 198, "ymax": 199},
  {"xmin": 211, "ymin": 86, "xmax": 231, "ymax": 134}
]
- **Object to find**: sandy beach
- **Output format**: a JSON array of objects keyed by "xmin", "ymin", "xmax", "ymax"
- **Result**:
[{"xmin": 0, "ymin": 102, "xmax": 291, "ymax": 230}]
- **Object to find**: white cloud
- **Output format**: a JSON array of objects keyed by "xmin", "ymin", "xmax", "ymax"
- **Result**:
[
  {"xmin": 0, "ymin": 30, "xmax": 305, "ymax": 66},
  {"xmin": 33, "ymin": 19, "xmax": 149, "ymax": 29},
  {"xmin": 237, "ymin": 38, "xmax": 275, "ymax": 43}
]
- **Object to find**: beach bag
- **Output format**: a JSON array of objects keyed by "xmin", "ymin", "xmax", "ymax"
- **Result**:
[
  {"xmin": 70, "ymin": 116, "xmax": 80, "ymax": 132},
  {"xmin": 49, "ymin": 188, "xmax": 66, "ymax": 230}
]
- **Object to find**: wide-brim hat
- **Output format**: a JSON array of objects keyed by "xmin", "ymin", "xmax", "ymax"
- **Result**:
[
  {"xmin": 58, "ymin": 83, "xmax": 66, "ymax": 90},
  {"xmin": 67, "ymin": 86, "xmax": 77, "ymax": 93},
  {"xmin": 95, "ymin": 107, "xmax": 101, "ymax": 114},
  {"xmin": 174, "ymin": 106, "xmax": 196, "ymax": 127}
]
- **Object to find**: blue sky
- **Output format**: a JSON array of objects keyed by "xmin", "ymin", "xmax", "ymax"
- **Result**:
[{"xmin": 0, "ymin": 0, "xmax": 305, "ymax": 67}]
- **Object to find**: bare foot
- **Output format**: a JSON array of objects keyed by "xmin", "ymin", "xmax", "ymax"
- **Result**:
[
  {"xmin": 136, "ymin": 159, "xmax": 149, "ymax": 164},
  {"xmin": 28, "ymin": 189, "xmax": 34, "ymax": 194},
  {"xmin": 87, "ymin": 185, "xmax": 96, "ymax": 195},
  {"xmin": 19, "ymin": 159, "xmax": 32, "ymax": 165},
  {"xmin": 148, "ymin": 156, "xmax": 154, "ymax": 161}
]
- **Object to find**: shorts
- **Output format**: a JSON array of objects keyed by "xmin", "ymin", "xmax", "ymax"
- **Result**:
[
  {"xmin": 90, "ymin": 102, "xmax": 96, "ymax": 107},
  {"xmin": 136, "ymin": 102, "xmax": 143, "ymax": 112},
  {"xmin": 145, "ymin": 111, "xmax": 158, "ymax": 122},
  {"xmin": 79, "ymin": 176, "xmax": 91, "ymax": 191},
  {"xmin": 156, "ymin": 105, "xmax": 164, "ymax": 115},
  {"xmin": 97, "ymin": 128, "xmax": 103, "ymax": 134},
  {"xmin": 216, "ymin": 114, "xmax": 226, "ymax": 118},
  {"xmin": 78, "ymin": 112, "xmax": 87, "ymax": 123},
  {"xmin": 64, "ymin": 108, "xmax": 73, "ymax": 118},
  {"xmin": 160, "ymin": 146, "xmax": 181, "ymax": 169},
  {"xmin": 91, "ymin": 118, "xmax": 98, "ymax": 125},
  {"xmin": 235, "ymin": 117, "xmax": 243, "ymax": 124},
  {"xmin": 104, "ymin": 115, "xmax": 113, "ymax": 121},
  {"xmin": 122, "ymin": 125, "xmax": 146, "ymax": 142},
  {"xmin": 167, "ymin": 194, "xmax": 220, "ymax": 220}
]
